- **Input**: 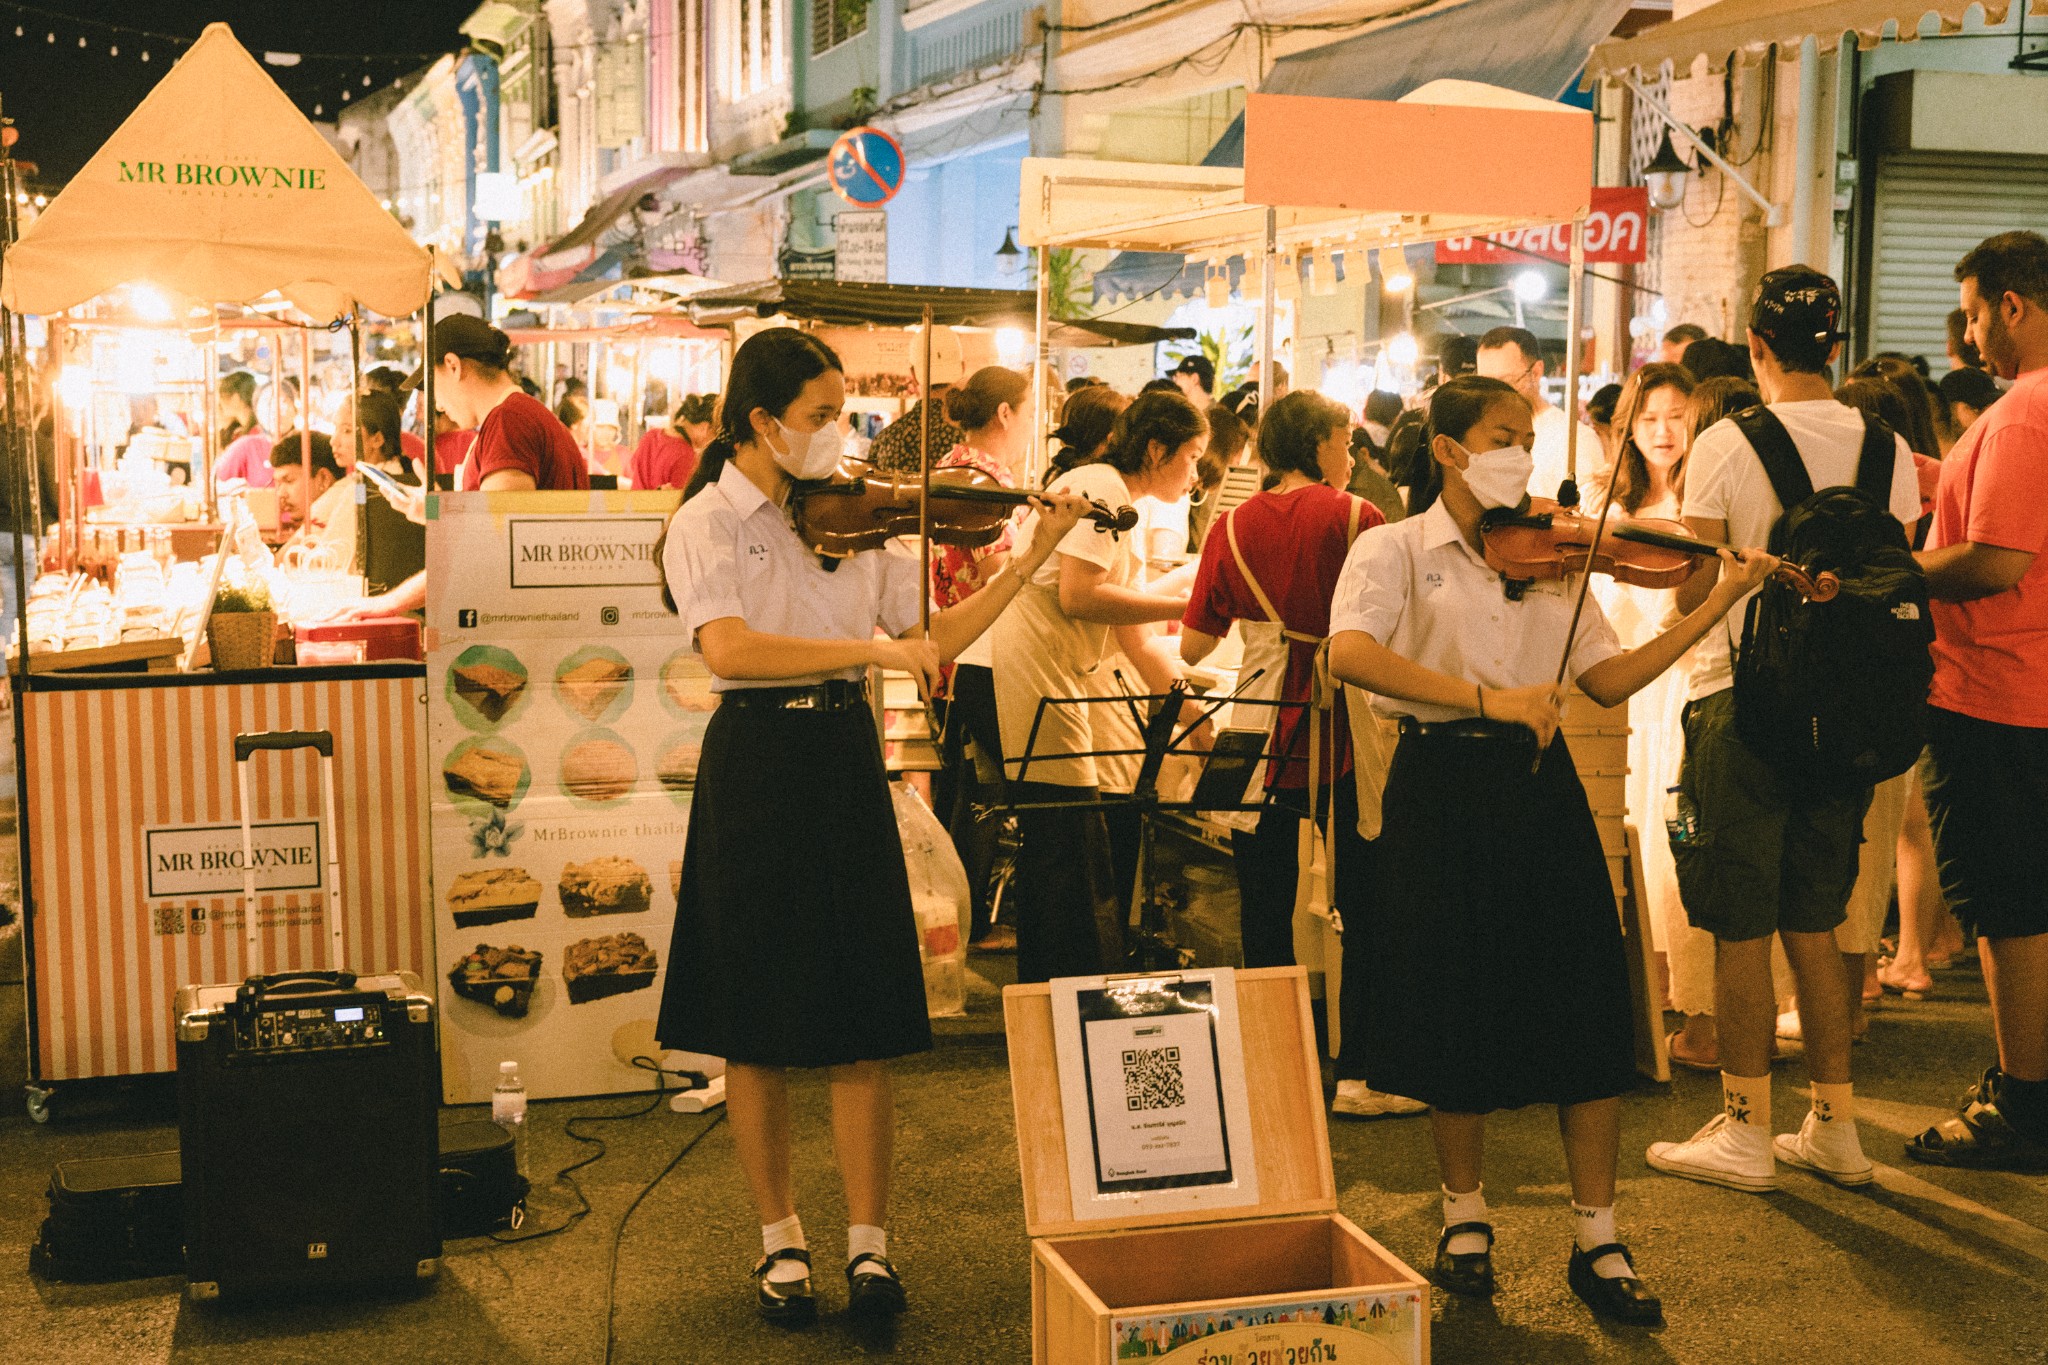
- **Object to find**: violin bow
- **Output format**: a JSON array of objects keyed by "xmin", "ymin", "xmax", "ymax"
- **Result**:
[{"xmin": 1538, "ymin": 467, "xmax": 1620, "ymax": 772}]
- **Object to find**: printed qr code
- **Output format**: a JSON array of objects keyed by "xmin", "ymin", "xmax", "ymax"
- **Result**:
[
  {"xmin": 151, "ymin": 904, "xmax": 186, "ymax": 936},
  {"xmin": 1122, "ymin": 1045, "xmax": 1185, "ymax": 1112}
]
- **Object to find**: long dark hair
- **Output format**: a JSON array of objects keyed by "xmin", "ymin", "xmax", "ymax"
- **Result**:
[
  {"xmin": 681, "ymin": 328, "xmax": 843, "ymax": 502},
  {"xmin": 1687, "ymin": 375, "xmax": 1760, "ymax": 446},
  {"xmin": 1256, "ymin": 390, "xmax": 1350, "ymax": 487},
  {"xmin": 1848, "ymin": 355, "xmax": 1940, "ymax": 457},
  {"xmin": 1048, "ymin": 385, "xmax": 1129, "ymax": 479},
  {"xmin": 1097, "ymin": 389, "xmax": 1207, "ymax": 478},
  {"xmin": 1606, "ymin": 362, "xmax": 1695, "ymax": 514},
  {"xmin": 1407, "ymin": 375, "xmax": 1527, "ymax": 517}
]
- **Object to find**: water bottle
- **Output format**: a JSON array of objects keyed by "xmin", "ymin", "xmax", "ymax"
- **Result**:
[
  {"xmin": 1663, "ymin": 785, "xmax": 1697, "ymax": 845},
  {"xmin": 492, "ymin": 1060, "xmax": 528, "ymax": 1176}
]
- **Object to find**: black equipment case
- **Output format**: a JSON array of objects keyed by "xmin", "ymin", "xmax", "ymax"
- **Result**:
[
  {"xmin": 30, "ymin": 1149, "xmax": 184, "ymax": 1282},
  {"xmin": 174, "ymin": 730, "xmax": 441, "ymax": 1302}
]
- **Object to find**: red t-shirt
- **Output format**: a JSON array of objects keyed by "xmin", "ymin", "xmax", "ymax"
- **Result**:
[
  {"xmin": 1927, "ymin": 366, "xmax": 2048, "ymax": 727},
  {"xmin": 1183, "ymin": 483, "xmax": 1383, "ymax": 787},
  {"xmin": 471, "ymin": 392, "xmax": 589, "ymax": 491},
  {"xmin": 625, "ymin": 428, "xmax": 698, "ymax": 491},
  {"xmin": 399, "ymin": 430, "xmax": 427, "ymax": 463}
]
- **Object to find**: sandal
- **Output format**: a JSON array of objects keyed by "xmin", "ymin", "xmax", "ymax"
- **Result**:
[
  {"xmin": 1665, "ymin": 1030, "xmax": 1719, "ymax": 1074},
  {"xmin": 1905, "ymin": 1068, "xmax": 2048, "ymax": 1172},
  {"xmin": 753, "ymin": 1247, "xmax": 817, "ymax": 1326},
  {"xmin": 1875, "ymin": 958, "xmax": 1933, "ymax": 1000},
  {"xmin": 969, "ymin": 925, "xmax": 1017, "ymax": 954}
]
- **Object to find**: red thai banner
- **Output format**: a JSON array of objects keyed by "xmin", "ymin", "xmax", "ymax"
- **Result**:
[{"xmin": 1433, "ymin": 186, "xmax": 1649, "ymax": 265}]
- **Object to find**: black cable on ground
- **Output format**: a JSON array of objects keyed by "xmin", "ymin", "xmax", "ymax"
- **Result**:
[{"xmin": 475, "ymin": 1056, "xmax": 727, "ymax": 1365}]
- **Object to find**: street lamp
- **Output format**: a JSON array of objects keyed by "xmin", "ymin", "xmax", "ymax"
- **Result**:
[
  {"xmin": 1643, "ymin": 129, "xmax": 1693, "ymax": 211},
  {"xmin": 994, "ymin": 226, "xmax": 1023, "ymax": 276}
]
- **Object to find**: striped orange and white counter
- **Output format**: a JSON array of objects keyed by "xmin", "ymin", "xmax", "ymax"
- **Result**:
[{"xmin": 17, "ymin": 664, "xmax": 430, "ymax": 1083}]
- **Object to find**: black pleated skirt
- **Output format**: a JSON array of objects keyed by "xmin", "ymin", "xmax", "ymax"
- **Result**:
[
  {"xmin": 656, "ymin": 699, "xmax": 933, "ymax": 1068},
  {"xmin": 1362, "ymin": 728, "xmax": 1637, "ymax": 1114}
]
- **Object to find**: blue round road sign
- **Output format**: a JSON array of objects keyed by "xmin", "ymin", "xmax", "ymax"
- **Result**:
[{"xmin": 828, "ymin": 127, "xmax": 906, "ymax": 208}]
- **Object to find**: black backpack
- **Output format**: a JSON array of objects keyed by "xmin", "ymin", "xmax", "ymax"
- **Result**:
[{"xmin": 1728, "ymin": 406, "xmax": 1934, "ymax": 793}]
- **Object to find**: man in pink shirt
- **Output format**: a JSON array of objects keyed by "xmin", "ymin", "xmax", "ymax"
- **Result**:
[{"xmin": 1911, "ymin": 230, "xmax": 2048, "ymax": 1172}]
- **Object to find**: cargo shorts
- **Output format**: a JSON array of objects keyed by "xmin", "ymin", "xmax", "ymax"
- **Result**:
[{"xmin": 1670, "ymin": 689, "xmax": 1873, "ymax": 943}]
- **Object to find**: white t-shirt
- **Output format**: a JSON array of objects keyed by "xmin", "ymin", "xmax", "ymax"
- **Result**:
[
  {"xmin": 1529, "ymin": 404, "xmax": 1606, "ymax": 504},
  {"xmin": 1133, "ymin": 493, "xmax": 1192, "ymax": 565},
  {"xmin": 1681, "ymin": 399, "xmax": 1920, "ymax": 701}
]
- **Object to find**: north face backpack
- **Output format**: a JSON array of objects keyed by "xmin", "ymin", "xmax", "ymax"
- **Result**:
[{"xmin": 1729, "ymin": 406, "xmax": 1934, "ymax": 794}]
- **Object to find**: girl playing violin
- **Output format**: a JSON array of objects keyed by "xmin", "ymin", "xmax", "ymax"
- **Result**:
[
  {"xmin": 1327, "ymin": 375, "xmax": 1777, "ymax": 1328},
  {"xmin": 657, "ymin": 328, "xmax": 1087, "ymax": 1327}
]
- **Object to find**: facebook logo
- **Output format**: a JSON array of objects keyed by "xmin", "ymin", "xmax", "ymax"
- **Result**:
[{"xmin": 458, "ymin": 609, "xmax": 478, "ymax": 629}]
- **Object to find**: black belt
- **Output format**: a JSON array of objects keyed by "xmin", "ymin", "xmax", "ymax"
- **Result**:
[
  {"xmin": 718, "ymin": 680, "xmax": 871, "ymax": 712},
  {"xmin": 1397, "ymin": 717, "xmax": 1534, "ymax": 743}
]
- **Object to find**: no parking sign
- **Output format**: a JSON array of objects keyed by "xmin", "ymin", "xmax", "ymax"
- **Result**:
[{"xmin": 828, "ymin": 126, "xmax": 906, "ymax": 208}]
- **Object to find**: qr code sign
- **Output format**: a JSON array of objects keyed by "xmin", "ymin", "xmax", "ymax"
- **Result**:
[{"xmin": 1122, "ymin": 1046, "xmax": 1185, "ymax": 1111}]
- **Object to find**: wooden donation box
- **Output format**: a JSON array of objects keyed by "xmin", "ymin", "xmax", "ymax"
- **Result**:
[{"xmin": 1005, "ymin": 966, "xmax": 1429, "ymax": 1364}]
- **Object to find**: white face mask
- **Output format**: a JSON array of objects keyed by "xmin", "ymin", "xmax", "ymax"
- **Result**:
[
  {"xmin": 1459, "ymin": 441, "xmax": 1533, "ymax": 510},
  {"xmin": 770, "ymin": 418, "xmax": 844, "ymax": 480}
]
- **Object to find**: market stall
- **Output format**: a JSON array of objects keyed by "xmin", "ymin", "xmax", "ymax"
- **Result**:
[
  {"xmin": 1014, "ymin": 82, "xmax": 1663, "ymax": 1066},
  {"xmin": 0, "ymin": 24, "xmax": 436, "ymax": 1116}
]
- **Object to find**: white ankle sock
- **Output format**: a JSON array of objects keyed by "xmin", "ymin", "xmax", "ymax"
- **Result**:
[
  {"xmin": 1570, "ymin": 1202, "xmax": 1633, "ymax": 1280},
  {"xmin": 762, "ymin": 1214, "xmax": 809, "ymax": 1284},
  {"xmin": 848, "ymin": 1223, "xmax": 888, "ymax": 1268},
  {"xmin": 1441, "ymin": 1185, "xmax": 1489, "ymax": 1256}
]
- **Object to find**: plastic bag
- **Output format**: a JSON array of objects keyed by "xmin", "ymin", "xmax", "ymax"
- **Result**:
[{"xmin": 891, "ymin": 780, "xmax": 970, "ymax": 1019}]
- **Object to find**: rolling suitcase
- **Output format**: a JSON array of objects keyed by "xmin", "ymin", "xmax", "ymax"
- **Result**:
[{"xmin": 175, "ymin": 729, "xmax": 441, "ymax": 1302}]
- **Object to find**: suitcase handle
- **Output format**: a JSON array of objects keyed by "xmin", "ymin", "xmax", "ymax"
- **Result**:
[
  {"xmin": 235, "ymin": 730, "xmax": 335, "ymax": 761},
  {"xmin": 234, "ymin": 971, "xmax": 360, "ymax": 1005}
]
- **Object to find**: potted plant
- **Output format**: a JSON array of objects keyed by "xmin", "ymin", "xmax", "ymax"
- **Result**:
[{"xmin": 206, "ymin": 581, "xmax": 277, "ymax": 672}]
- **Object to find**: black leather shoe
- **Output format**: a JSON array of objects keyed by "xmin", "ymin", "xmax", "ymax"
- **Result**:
[
  {"xmin": 1431, "ymin": 1222, "xmax": 1495, "ymax": 1297},
  {"xmin": 846, "ymin": 1252, "xmax": 908, "ymax": 1321},
  {"xmin": 1567, "ymin": 1242, "xmax": 1664, "ymax": 1327},
  {"xmin": 753, "ymin": 1248, "xmax": 816, "ymax": 1326}
]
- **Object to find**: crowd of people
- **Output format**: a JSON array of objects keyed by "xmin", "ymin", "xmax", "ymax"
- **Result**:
[{"xmin": 631, "ymin": 227, "xmax": 2048, "ymax": 1335}]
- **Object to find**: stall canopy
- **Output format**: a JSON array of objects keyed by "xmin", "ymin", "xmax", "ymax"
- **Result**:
[
  {"xmin": 1, "ymin": 23, "xmax": 431, "ymax": 320},
  {"xmin": 1090, "ymin": 0, "xmax": 1630, "ymax": 302},
  {"xmin": 681, "ymin": 280, "xmax": 1194, "ymax": 346},
  {"xmin": 1030, "ymin": 84, "xmax": 1591, "ymax": 260},
  {"xmin": 1587, "ymin": 0, "xmax": 2048, "ymax": 80}
]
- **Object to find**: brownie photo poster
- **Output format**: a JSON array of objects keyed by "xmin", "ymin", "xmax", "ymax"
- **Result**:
[{"xmin": 425, "ymin": 493, "xmax": 715, "ymax": 1103}]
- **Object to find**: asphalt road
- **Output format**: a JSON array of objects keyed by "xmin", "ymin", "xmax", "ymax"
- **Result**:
[{"xmin": 0, "ymin": 959, "xmax": 2042, "ymax": 1364}]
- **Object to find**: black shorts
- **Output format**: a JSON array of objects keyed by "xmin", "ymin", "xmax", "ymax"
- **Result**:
[
  {"xmin": 1923, "ymin": 706, "xmax": 2048, "ymax": 940},
  {"xmin": 1671, "ymin": 689, "xmax": 1870, "ymax": 942}
]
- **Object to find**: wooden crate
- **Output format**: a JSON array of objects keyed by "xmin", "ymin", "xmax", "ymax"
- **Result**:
[{"xmin": 1006, "ymin": 968, "xmax": 1429, "ymax": 1365}]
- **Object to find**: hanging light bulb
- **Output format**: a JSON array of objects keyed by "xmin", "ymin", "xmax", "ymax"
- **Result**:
[
  {"xmin": 363, "ymin": 74, "xmax": 372, "ymax": 87},
  {"xmin": 1643, "ymin": 129, "xmax": 1692, "ymax": 211},
  {"xmin": 1376, "ymin": 245, "xmax": 1413, "ymax": 293},
  {"xmin": 76, "ymin": 34, "xmax": 84, "ymax": 47},
  {"xmin": 141, "ymin": 50, "xmax": 149, "ymax": 61},
  {"xmin": 313, "ymin": 103, "xmax": 324, "ymax": 116},
  {"xmin": 110, "ymin": 44, "xmax": 118, "ymax": 56},
  {"xmin": 45, "ymin": 32, "xmax": 54, "ymax": 44},
  {"xmin": 12, "ymin": 26, "xmax": 21, "ymax": 37}
]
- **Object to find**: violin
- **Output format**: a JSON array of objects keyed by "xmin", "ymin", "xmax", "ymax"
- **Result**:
[
  {"xmin": 1482, "ymin": 498, "xmax": 1840, "ymax": 602},
  {"xmin": 790, "ymin": 462, "xmax": 1139, "ymax": 558}
]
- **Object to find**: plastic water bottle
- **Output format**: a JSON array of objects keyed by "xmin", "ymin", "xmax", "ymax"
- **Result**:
[
  {"xmin": 1663, "ymin": 785, "xmax": 1697, "ymax": 845},
  {"xmin": 492, "ymin": 1060, "xmax": 528, "ymax": 1176}
]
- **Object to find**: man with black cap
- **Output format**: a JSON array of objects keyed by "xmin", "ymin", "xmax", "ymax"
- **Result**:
[
  {"xmin": 402, "ymin": 314, "xmax": 587, "ymax": 493},
  {"xmin": 1646, "ymin": 266, "xmax": 1920, "ymax": 1199},
  {"xmin": 1169, "ymin": 354, "xmax": 1214, "ymax": 404}
]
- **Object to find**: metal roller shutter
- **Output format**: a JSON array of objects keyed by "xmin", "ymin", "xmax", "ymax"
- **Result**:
[{"xmin": 1866, "ymin": 152, "xmax": 2048, "ymax": 369}]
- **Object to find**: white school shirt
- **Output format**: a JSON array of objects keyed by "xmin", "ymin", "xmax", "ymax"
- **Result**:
[
  {"xmin": 1680, "ymin": 399, "xmax": 1919, "ymax": 702},
  {"xmin": 1330, "ymin": 499, "xmax": 1623, "ymax": 722},
  {"xmin": 661, "ymin": 460, "xmax": 926, "ymax": 692}
]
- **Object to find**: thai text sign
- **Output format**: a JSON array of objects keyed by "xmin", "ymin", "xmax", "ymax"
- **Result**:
[{"xmin": 1433, "ymin": 187, "xmax": 1648, "ymax": 265}]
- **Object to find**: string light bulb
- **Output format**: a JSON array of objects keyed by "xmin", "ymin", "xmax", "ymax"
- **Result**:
[
  {"xmin": 110, "ymin": 45, "xmax": 118, "ymax": 56},
  {"xmin": 362, "ymin": 74, "xmax": 372, "ymax": 86},
  {"xmin": 141, "ymin": 50, "xmax": 149, "ymax": 61},
  {"xmin": 13, "ymin": 26, "xmax": 21, "ymax": 37},
  {"xmin": 45, "ymin": 32, "xmax": 53, "ymax": 43},
  {"xmin": 76, "ymin": 35, "xmax": 84, "ymax": 47}
]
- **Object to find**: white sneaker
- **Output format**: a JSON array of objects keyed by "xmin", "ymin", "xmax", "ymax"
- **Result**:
[
  {"xmin": 1646, "ymin": 1113, "xmax": 1778, "ymax": 1192},
  {"xmin": 1774, "ymin": 1110, "xmax": 1875, "ymax": 1188},
  {"xmin": 1331, "ymin": 1080, "xmax": 1428, "ymax": 1118},
  {"xmin": 1776, "ymin": 1008, "xmax": 1803, "ymax": 1042}
]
